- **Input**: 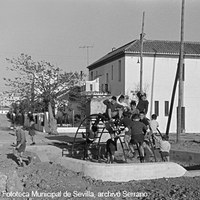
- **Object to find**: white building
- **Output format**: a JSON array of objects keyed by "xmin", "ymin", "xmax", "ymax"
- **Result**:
[{"xmin": 87, "ymin": 39, "xmax": 200, "ymax": 133}]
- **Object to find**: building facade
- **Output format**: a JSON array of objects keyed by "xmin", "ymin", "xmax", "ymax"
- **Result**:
[{"xmin": 88, "ymin": 40, "xmax": 200, "ymax": 133}]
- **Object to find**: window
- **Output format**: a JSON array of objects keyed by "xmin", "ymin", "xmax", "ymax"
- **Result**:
[
  {"xmin": 165, "ymin": 101, "xmax": 169, "ymax": 116},
  {"xmin": 90, "ymin": 84, "xmax": 93, "ymax": 91},
  {"xmin": 105, "ymin": 84, "xmax": 108, "ymax": 92},
  {"xmin": 96, "ymin": 71, "xmax": 98, "ymax": 78},
  {"xmin": 118, "ymin": 60, "xmax": 121, "ymax": 82},
  {"xmin": 106, "ymin": 73, "xmax": 109, "ymax": 83},
  {"xmin": 111, "ymin": 65, "xmax": 113, "ymax": 80},
  {"xmin": 183, "ymin": 63, "xmax": 185, "ymax": 81},
  {"xmin": 91, "ymin": 71, "xmax": 93, "ymax": 80},
  {"xmin": 101, "ymin": 84, "xmax": 104, "ymax": 92},
  {"xmin": 154, "ymin": 101, "xmax": 159, "ymax": 116}
]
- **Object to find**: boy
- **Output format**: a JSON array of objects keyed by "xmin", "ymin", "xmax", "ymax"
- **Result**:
[
  {"xmin": 139, "ymin": 112, "xmax": 155, "ymax": 160},
  {"xmin": 149, "ymin": 114, "xmax": 159, "ymax": 148},
  {"xmin": 103, "ymin": 96, "xmax": 124, "ymax": 120},
  {"xmin": 137, "ymin": 93, "xmax": 149, "ymax": 115},
  {"xmin": 153, "ymin": 134, "xmax": 171, "ymax": 162},
  {"xmin": 119, "ymin": 112, "xmax": 135, "ymax": 157},
  {"xmin": 149, "ymin": 114, "xmax": 159, "ymax": 135},
  {"xmin": 14, "ymin": 114, "xmax": 31, "ymax": 167},
  {"xmin": 83, "ymin": 122, "xmax": 99, "ymax": 160},
  {"xmin": 117, "ymin": 95, "xmax": 129, "ymax": 109},
  {"xmin": 28, "ymin": 114, "xmax": 36, "ymax": 145},
  {"xmin": 130, "ymin": 101, "xmax": 140, "ymax": 116},
  {"xmin": 106, "ymin": 133, "xmax": 118, "ymax": 163},
  {"xmin": 139, "ymin": 111, "xmax": 150, "ymax": 127},
  {"xmin": 129, "ymin": 114, "xmax": 147, "ymax": 162}
]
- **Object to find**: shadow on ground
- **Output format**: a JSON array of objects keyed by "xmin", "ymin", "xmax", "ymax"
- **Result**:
[
  {"xmin": 185, "ymin": 165, "xmax": 200, "ymax": 170},
  {"xmin": 7, "ymin": 153, "xmax": 19, "ymax": 165},
  {"xmin": 45, "ymin": 135, "xmax": 84, "ymax": 144}
]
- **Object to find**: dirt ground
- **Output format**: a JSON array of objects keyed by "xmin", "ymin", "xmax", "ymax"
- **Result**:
[{"xmin": 1, "ymin": 115, "xmax": 200, "ymax": 199}]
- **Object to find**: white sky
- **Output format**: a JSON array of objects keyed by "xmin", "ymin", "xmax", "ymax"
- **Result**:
[{"xmin": 0, "ymin": 0, "xmax": 200, "ymax": 92}]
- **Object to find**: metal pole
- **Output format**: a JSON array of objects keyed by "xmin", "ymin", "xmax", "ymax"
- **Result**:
[
  {"xmin": 140, "ymin": 12, "xmax": 145, "ymax": 93},
  {"xmin": 31, "ymin": 73, "xmax": 35, "ymax": 113},
  {"xmin": 87, "ymin": 47, "xmax": 89, "ymax": 67},
  {"xmin": 72, "ymin": 109, "xmax": 74, "ymax": 127},
  {"xmin": 177, "ymin": 0, "xmax": 185, "ymax": 142},
  {"xmin": 166, "ymin": 63, "xmax": 179, "ymax": 136}
]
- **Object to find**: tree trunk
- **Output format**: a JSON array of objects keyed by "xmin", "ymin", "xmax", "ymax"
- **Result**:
[{"xmin": 48, "ymin": 102, "xmax": 58, "ymax": 135}]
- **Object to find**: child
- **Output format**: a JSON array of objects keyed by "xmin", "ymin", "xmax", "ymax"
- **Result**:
[
  {"xmin": 14, "ymin": 114, "xmax": 31, "ymax": 167},
  {"xmin": 119, "ymin": 112, "xmax": 135, "ymax": 157},
  {"xmin": 149, "ymin": 114, "xmax": 159, "ymax": 148},
  {"xmin": 136, "ymin": 93, "xmax": 149, "ymax": 115},
  {"xmin": 106, "ymin": 133, "xmax": 118, "ymax": 163},
  {"xmin": 129, "ymin": 114, "xmax": 147, "ymax": 162},
  {"xmin": 153, "ymin": 134, "xmax": 171, "ymax": 162},
  {"xmin": 130, "ymin": 100, "xmax": 140, "ymax": 116},
  {"xmin": 83, "ymin": 122, "xmax": 99, "ymax": 160},
  {"xmin": 150, "ymin": 114, "xmax": 159, "ymax": 135},
  {"xmin": 103, "ymin": 96, "xmax": 124, "ymax": 120},
  {"xmin": 28, "ymin": 115, "xmax": 36, "ymax": 145}
]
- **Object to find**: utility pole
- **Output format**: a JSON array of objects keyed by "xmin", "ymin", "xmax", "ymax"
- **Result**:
[
  {"xmin": 177, "ymin": 0, "xmax": 185, "ymax": 142},
  {"xmin": 79, "ymin": 45, "xmax": 93, "ymax": 67},
  {"xmin": 31, "ymin": 74, "xmax": 35, "ymax": 113},
  {"xmin": 150, "ymin": 50, "xmax": 157, "ymax": 117},
  {"xmin": 140, "ymin": 12, "xmax": 145, "ymax": 93}
]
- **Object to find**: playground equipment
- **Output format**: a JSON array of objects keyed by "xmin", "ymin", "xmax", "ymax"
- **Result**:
[
  {"xmin": 71, "ymin": 114, "xmax": 127, "ymax": 162},
  {"xmin": 71, "ymin": 113, "xmax": 160, "ymax": 163}
]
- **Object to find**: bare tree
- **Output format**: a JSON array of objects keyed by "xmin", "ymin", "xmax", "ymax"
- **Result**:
[{"xmin": 4, "ymin": 53, "xmax": 85, "ymax": 113}]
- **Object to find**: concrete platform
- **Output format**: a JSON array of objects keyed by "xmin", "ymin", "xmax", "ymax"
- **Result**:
[
  {"xmin": 26, "ymin": 145, "xmax": 187, "ymax": 182},
  {"xmin": 170, "ymin": 149, "xmax": 200, "ymax": 165},
  {"xmin": 184, "ymin": 170, "xmax": 200, "ymax": 177},
  {"xmin": 57, "ymin": 127, "xmax": 84, "ymax": 134}
]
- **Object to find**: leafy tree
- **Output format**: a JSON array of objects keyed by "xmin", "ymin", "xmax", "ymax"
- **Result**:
[{"xmin": 4, "ymin": 53, "xmax": 85, "ymax": 113}]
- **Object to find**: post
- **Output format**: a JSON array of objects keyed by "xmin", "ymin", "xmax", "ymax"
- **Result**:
[
  {"xmin": 165, "ymin": 63, "xmax": 179, "ymax": 135},
  {"xmin": 140, "ymin": 12, "xmax": 145, "ymax": 93},
  {"xmin": 150, "ymin": 52, "xmax": 156, "ymax": 117},
  {"xmin": 31, "ymin": 73, "xmax": 35, "ymax": 113},
  {"xmin": 177, "ymin": 0, "xmax": 185, "ymax": 142},
  {"xmin": 72, "ymin": 109, "xmax": 75, "ymax": 127}
]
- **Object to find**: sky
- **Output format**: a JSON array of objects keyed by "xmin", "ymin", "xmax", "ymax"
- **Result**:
[{"xmin": 0, "ymin": 0, "xmax": 200, "ymax": 92}]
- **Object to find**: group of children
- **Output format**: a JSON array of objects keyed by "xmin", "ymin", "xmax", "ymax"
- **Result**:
[{"xmin": 102, "ymin": 94, "xmax": 171, "ymax": 163}]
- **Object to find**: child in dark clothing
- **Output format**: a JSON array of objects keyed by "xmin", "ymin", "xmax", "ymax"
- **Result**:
[
  {"xmin": 119, "ymin": 112, "xmax": 135, "ymax": 157},
  {"xmin": 103, "ymin": 96, "xmax": 124, "ymax": 120},
  {"xmin": 14, "ymin": 114, "xmax": 31, "ymax": 167},
  {"xmin": 106, "ymin": 133, "xmax": 118, "ymax": 163},
  {"xmin": 129, "ymin": 114, "xmax": 147, "ymax": 162},
  {"xmin": 137, "ymin": 93, "xmax": 149, "ymax": 115},
  {"xmin": 28, "ymin": 115, "xmax": 36, "ymax": 145}
]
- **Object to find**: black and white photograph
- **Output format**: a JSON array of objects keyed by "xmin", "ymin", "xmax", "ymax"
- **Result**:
[{"xmin": 0, "ymin": 0, "xmax": 200, "ymax": 199}]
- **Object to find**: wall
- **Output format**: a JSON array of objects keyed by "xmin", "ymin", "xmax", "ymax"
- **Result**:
[
  {"xmin": 89, "ymin": 57, "xmax": 125, "ymax": 96},
  {"xmin": 125, "ymin": 55, "xmax": 200, "ymax": 133},
  {"xmin": 86, "ymin": 96, "xmax": 109, "ymax": 115},
  {"xmin": 85, "ymin": 78, "xmax": 100, "ymax": 92}
]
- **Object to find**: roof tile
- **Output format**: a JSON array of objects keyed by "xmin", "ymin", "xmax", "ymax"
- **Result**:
[{"xmin": 88, "ymin": 39, "xmax": 200, "ymax": 70}]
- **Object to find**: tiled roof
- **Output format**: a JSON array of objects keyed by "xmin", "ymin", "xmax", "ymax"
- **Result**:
[{"xmin": 88, "ymin": 39, "xmax": 200, "ymax": 70}]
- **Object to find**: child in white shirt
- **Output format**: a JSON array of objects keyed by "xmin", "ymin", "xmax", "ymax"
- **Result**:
[{"xmin": 153, "ymin": 134, "xmax": 171, "ymax": 162}]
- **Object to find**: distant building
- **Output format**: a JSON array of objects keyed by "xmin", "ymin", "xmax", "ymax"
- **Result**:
[
  {"xmin": 0, "ymin": 106, "xmax": 9, "ymax": 114},
  {"xmin": 0, "ymin": 93, "xmax": 20, "ymax": 107},
  {"xmin": 88, "ymin": 39, "xmax": 200, "ymax": 133}
]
